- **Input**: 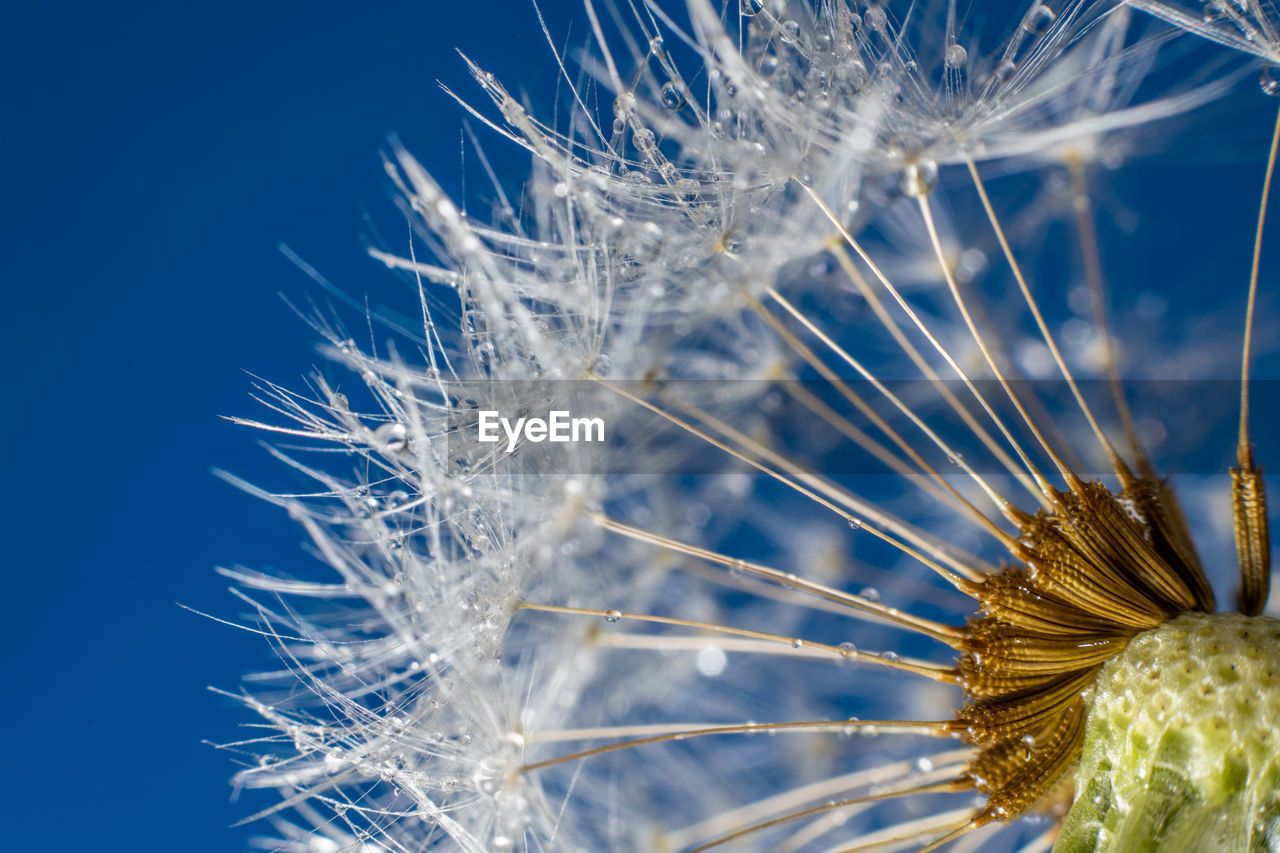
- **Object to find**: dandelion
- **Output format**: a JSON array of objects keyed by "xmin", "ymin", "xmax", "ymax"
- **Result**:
[{"xmin": 219, "ymin": 1, "xmax": 1279, "ymax": 851}]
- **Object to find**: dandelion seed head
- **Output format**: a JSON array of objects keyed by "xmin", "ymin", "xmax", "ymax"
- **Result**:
[{"xmin": 220, "ymin": 0, "xmax": 1280, "ymax": 849}]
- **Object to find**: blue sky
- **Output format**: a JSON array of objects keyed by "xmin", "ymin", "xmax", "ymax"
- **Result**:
[
  {"xmin": 4, "ymin": 1, "xmax": 1278, "ymax": 850},
  {"xmin": 0, "ymin": 2, "xmax": 560, "ymax": 848}
]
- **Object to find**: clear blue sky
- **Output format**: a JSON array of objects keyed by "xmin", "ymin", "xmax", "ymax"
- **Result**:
[{"xmin": 0, "ymin": 2, "xmax": 560, "ymax": 848}]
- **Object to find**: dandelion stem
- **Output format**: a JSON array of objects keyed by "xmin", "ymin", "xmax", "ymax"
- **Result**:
[
  {"xmin": 591, "ymin": 374, "xmax": 977, "ymax": 591},
  {"xmin": 823, "ymin": 808, "xmax": 981, "ymax": 853},
  {"xmin": 654, "ymin": 367, "xmax": 996, "ymax": 581},
  {"xmin": 1069, "ymin": 157, "xmax": 1149, "ymax": 477},
  {"xmin": 964, "ymin": 156, "xmax": 1131, "ymax": 490},
  {"xmin": 916, "ymin": 192, "xmax": 1069, "ymax": 492},
  {"xmin": 589, "ymin": 512, "xmax": 968, "ymax": 643},
  {"xmin": 514, "ymin": 602, "xmax": 959, "ymax": 680},
  {"xmin": 1232, "ymin": 100, "xmax": 1280, "ymax": 616},
  {"xmin": 798, "ymin": 178, "xmax": 1055, "ymax": 512},
  {"xmin": 687, "ymin": 776, "xmax": 972, "ymax": 853},
  {"xmin": 827, "ymin": 241, "xmax": 1045, "ymax": 504},
  {"xmin": 664, "ymin": 749, "xmax": 975, "ymax": 851},
  {"xmin": 758, "ymin": 286, "xmax": 1021, "ymax": 552},
  {"xmin": 1240, "ymin": 100, "xmax": 1280, "ymax": 459},
  {"xmin": 518, "ymin": 719, "xmax": 956, "ymax": 775}
]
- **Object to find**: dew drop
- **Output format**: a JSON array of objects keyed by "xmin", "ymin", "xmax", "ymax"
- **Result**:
[
  {"xmin": 791, "ymin": 638, "xmax": 804, "ymax": 649},
  {"xmin": 813, "ymin": 32, "xmax": 833, "ymax": 52},
  {"xmin": 779, "ymin": 20, "xmax": 801, "ymax": 44},
  {"xmin": 660, "ymin": 82, "xmax": 686, "ymax": 110},
  {"xmin": 848, "ymin": 518, "xmax": 863, "ymax": 530},
  {"xmin": 613, "ymin": 91, "xmax": 636, "ymax": 117},
  {"xmin": 492, "ymin": 836, "xmax": 514, "ymax": 852},
  {"xmin": 864, "ymin": 5, "xmax": 887, "ymax": 31},
  {"xmin": 604, "ymin": 609, "xmax": 622, "ymax": 623},
  {"xmin": 375, "ymin": 422, "xmax": 409, "ymax": 452},
  {"xmin": 1022, "ymin": 3, "xmax": 1055, "ymax": 34},
  {"xmin": 1262, "ymin": 67, "xmax": 1280, "ymax": 96},
  {"xmin": 611, "ymin": 116, "xmax": 627, "ymax": 135},
  {"xmin": 944, "ymin": 43, "xmax": 968, "ymax": 69},
  {"xmin": 880, "ymin": 650, "xmax": 900, "ymax": 662},
  {"xmin": 838, "ymin": 641, "xmax": 858, "ymax": 658},
  {"xmin": 900, "ymin": 160, "xmax": 938, "ymax": 197},
  {"xmin": 739, "ymin": 0, "xmax": 762, "ymax": 15},
  {"xmin": 633, "ymin": 127, "xmax": 657, "ymax": 152},
  {"xmin": 860, "ymin": 586, "xmax": 880, "ymax": 602},
  {"xmin": 993, "ymin": 59, "xmax": 1016, "ymax": 83},
  {"xmin": 916, "ymin": 756, "xmax": 934, "ymax": 773}
]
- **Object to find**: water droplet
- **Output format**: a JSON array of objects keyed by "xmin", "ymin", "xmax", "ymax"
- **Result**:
[
  {"xmin": 916, "ymin": 757, "xmax": 934, "ymax": 772},
  {"xmin": 739, "ymin": 0, "xmax": 762, "ymax": 15},
  {"xmin": 660, "ymin": 82, "xmax": 686, "ymax": 110},
  {"xmin": 880, "ymin": 650, "xmax": 900, "ymax": 662},
  {"xmin": 944, "ymin": 43, "xmax": 968, "ymax": 69},
  {"xmin": 813, "ymin": 32, "xmax": 833, "ymax": 52},
  {"xmin": 791, "ymin": 638, "xmax": 804, "ymax": 649},
  {"xmin": 1022, "ymin": 3, "xmax": 1055, "ymax": 34},
  {"xmin": 759, "ymin": 53, "xmax": 779, "ymax": 76},
  {"xmin": 611, "ymin": 116, "xmax": 627, "ymax": 135},
  {"xmin": 330, "ymin": 392, "xmax": 349, "ymax": 412},
  {"xmin": 838, "ymin": 641, "xmax": 858, "ymax": 658},
  {"xmin": 613, "ymin": 91, "xmax": 636, "ymax": 116},
  {"xmin": 375, "ymin": 422, "xmax": 409, "ymax": 452},
  {"xmin": 779, "ymin": 20, "xmax": 801, "ymax": 44},
  {"xmin": 492, "ymin": 836, "xmax": 514, "ymax": 852},
  {"xmin": 848, "ymin": 518, "xmax": 863, "ymax": 530},
  {"xmin": 860, "ymin": 587, "xmax": 880, "ymax": 602},
  {"xmin": 864, "ymin": 5, "xmax": 887, "ymax": 31},
  {"xmin": 1261, "ymin": 67, "xmax": 1280, "ymax": 96},
  {"xmin": 993, "ymin": 59, "xmax": 1016, "ymax": 83},
  {"xmin": 900, "ymin": 160, "xmax": 938, "ymax": 197},
  {"xmin": 633, "ymin": 127, "xmax": 657, "ymax": 152},
  {"xmin": 604, "ymin": 609, "xmax": 622, "ymax": 623}
]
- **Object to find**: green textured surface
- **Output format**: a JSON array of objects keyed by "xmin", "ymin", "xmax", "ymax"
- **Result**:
[{"xmin": 1055, "ymin": 612, "xmax": 1280, "ymax": 852}]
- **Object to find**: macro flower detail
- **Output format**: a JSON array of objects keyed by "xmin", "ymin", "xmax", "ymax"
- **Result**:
[{"xmin": 220, "ymin": 1, "xmax": 1280, "ymax": 851}]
